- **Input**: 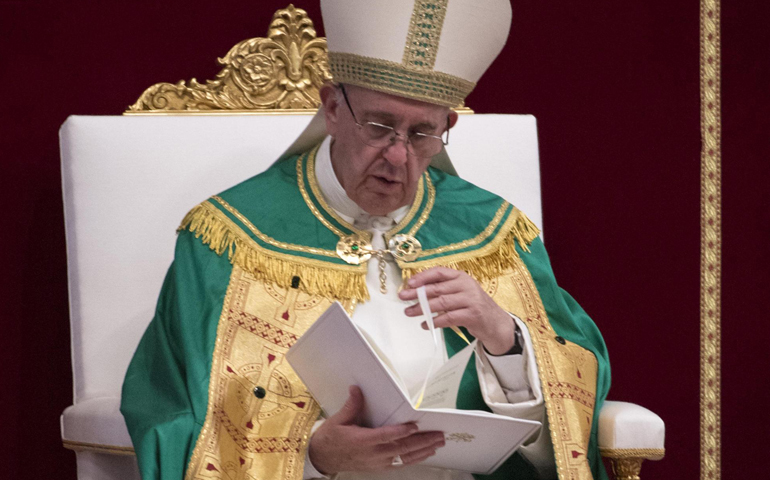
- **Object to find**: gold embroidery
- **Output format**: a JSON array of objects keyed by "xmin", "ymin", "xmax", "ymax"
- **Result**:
[
  {"xmin": 296, "ymin": 149, "xmax": 369, "ymax": 240},
  {"xmin": 700, "ymin": 0, "xmax": 721, "ymax": 477},
  {"xmin": 402, "ymin": 0, "xmax": 449, "ymax": 71},
  {"xmin": 303, "ymin": 146, "xmax": 429, "ymax": 254},
  {"xmin": 493, "ymin": 260, "xmax": 598, "ymax": 480},
  {"xmin": 403, "ymin": 174, "xmax": 436, "ymax": 238},
  {"xmin": 182, "ymin": 218, "xmax": 594, "ymax": 480},
  {"xmin": 211, "ymin": 195, "xmax": 337, "ymax": 258},
  {"xmin": 304, "ymin": 148, "xmax": 369, "ymax": 239},
  {"xmin": 186, "ymin": 267, "xmax": 328, "ymax": 480},
  {"xmin": 186, "ymin": 266, "xmax": 236, "ymax": 479},
  {"xmin": 328, "ymin": 52, "xmax": 475, "ymax": 108},
  {"xmin": 400, "ymin": 208, "xmax": 540, "ymax": 281},
  {"xmin": 180, "ymin": 201, "xmax": 369, "ymax": 302},
  {"xmin": 419, "ymin": 201, "xmax": 510, "ymax": 257},
  {"xmin": 445, "ymin": 432, "xmax": 475, "ymax": 443},
  {"xmin": 385, "ymin": 174, "xmax": 429, "ymax": 239}
]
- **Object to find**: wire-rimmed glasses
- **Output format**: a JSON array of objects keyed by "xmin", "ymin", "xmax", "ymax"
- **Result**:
[{"xmin": 339, "ymin": 84, "xmax": 450, "ymax": 158}]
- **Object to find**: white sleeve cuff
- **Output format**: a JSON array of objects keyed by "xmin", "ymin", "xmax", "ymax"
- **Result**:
[
  {"xmin": 476, "ymin": 316, "xmax": 556, "ymax": 478},
  {"xmin": 479, "ymin": 315, "xmax": 538, "ymax": 405}
]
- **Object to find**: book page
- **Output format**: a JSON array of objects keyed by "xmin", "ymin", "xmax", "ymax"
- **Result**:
[
  {"xmin": 415, "ymin": 341, "xmax": 476, "ymax": 409},
  {"xmin": 285, "ymin": 303, "xmax": 409, "ymax": 428},
  {"xmin": 358, "ymin": 327, "xmax": 411, "ymax": 399}
]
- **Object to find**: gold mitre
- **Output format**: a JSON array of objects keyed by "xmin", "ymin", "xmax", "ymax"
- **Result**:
[{"xmin": 321, "ymin": 0, "xmax": 513, "ymax": 107}]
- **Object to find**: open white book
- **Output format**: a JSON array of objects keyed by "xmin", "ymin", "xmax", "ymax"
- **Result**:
[{"xmin": 285, "ymin": 301, "xmax": 541, "ymax": 474}]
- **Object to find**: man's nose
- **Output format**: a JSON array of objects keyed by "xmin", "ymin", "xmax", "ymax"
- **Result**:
[{"xmin": 382, "ymin": 135, "xmax": 409, "ymax": 166}]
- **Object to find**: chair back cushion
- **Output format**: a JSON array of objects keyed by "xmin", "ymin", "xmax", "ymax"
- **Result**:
[{"xmin": 59, "ymin": 113, "xmax": 541, "ymax": 404}]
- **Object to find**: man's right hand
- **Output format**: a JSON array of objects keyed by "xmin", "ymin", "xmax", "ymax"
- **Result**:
[{"xmin": 308, "ymin": 386, "xmax": 446, "ymax": 475}]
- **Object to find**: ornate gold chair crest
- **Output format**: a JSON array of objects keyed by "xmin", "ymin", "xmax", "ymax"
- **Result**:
[{"xmin": 128, "ymin": 5, "xmax": 330, "ymax": 113}]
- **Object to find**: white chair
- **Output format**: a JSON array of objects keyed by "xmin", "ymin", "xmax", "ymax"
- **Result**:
[{"xmin": 59, "ymin": 7, "xmax": 663, "ymax": 480}]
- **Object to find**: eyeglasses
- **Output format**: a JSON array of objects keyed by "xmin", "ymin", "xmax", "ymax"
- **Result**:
[{"xmin": 339, "ymin": 84, "xmax": 450, "ymax": 158}]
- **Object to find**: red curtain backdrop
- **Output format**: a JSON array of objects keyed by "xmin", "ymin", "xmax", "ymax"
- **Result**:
[{"xmin": 0, "ymin": 1, "xmax": 766, "ymax": 479}]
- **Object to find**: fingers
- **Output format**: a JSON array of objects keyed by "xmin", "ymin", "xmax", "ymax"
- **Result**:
[
  {"xmin": 326, "ymin": 385, "xmax": 364, "ymax": 426},
  {"xmin": 398, "ymin": 268, "xmax": 474, "ymax": 304},
  {"xmin": 403, "ymin": 292, "xmax": 468, "ymax": 318},
  {"xmin": 400, "ymin": 439, "xmax": 445, "ymax": 465},
  {"xmin": 403, "ymin": 267, "xmax": 460, "ymax": 289},
  {"xmin": 310, "ymin": 418, "xmax": 445, "ymax": 474},
  {"xmin": 368, "ymin": 422, "xmax": 420, "ymax": 444},
  {"xmin": 349, "ymin": 427, "xmax": 443, "ymax": 471},
  {"xmin": 398, "ymin": 280, "xmax": 461, "ymax": 302},
  {"xmin": 376, "ymin": 431, "xmax": 445, "ymax": 458},
  {"xmin": 427, "ymin": 309, "xmax": 470, "ymax": 329},
  {"xmin": 328, "ymin": 388, "xmax": 425, "ymax": 444}
]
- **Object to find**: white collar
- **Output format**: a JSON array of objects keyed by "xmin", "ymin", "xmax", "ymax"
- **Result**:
[{"xmin": 314, "ymin": 136, "xmax": 410, "ymax": 227}]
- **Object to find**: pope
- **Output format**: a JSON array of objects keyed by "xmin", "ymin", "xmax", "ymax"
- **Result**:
[{"xmin": 121, "ymin": 1, "xmax": 610, "ymax": 479}]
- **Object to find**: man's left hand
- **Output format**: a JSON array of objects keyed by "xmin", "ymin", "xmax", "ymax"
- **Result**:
[{"xmin": 398, "ymin": 267, "xmax": 516, "ymax": 355}]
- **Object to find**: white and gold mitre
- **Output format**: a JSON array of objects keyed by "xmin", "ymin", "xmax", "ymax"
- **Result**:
[{"xmin": 320, "ymin": 0, "xmax": 513, "ymax": 107}]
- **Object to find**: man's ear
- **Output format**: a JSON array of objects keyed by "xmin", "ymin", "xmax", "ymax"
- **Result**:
[
  {"xmin": 447, "ymin": 109, "xmax": 459, "ymax": 129},
  {"xmin": 319, "ymin": 84, "xmax": 340, "ymax": 137}
]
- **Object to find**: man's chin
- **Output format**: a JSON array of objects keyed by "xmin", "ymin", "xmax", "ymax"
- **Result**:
[
  {"xmin": 360, "ymin": 205, "xmax": 398, "ymax": 216},
  {"xmin": 357, "ymin": 195, "xmax": 405, "ymax": 217}
]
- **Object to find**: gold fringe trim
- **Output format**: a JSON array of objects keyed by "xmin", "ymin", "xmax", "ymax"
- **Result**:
[
  {"xmin": 511, "ymin": 209, "xmax": 541, "ymax": 253},
  {"xmin": 179, "ymin": 202, "xmax": 369, "ymax": 302},
  {"xmin": 401, "ymin": 209, "xmax": 540, "ymax": 282}
]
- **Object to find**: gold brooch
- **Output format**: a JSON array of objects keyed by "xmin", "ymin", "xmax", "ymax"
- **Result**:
[
  {"xmin": 388, "ymin": 234, "xmax": 422, "ymax": 262},
  {"xmin": 337, "ymin": 233, "xmax": 422, "ymax": 294},
  {"xmin": 336, "ymin": 235, "xmax": 373, "ymax": 265}
]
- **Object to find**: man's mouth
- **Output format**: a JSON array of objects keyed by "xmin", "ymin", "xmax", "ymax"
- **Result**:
[
  {"xmin": 375, "ymin": 175, "xmax": 398, "ymax": 184},
  {"xmin": 370, "ymin": 175, "xmax": 402, "ymax": 192}
]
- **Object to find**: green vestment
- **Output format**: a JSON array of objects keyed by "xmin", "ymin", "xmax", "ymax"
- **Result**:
[{"xmin": 121, "ymin": 147, "xmax": 610, "ymax": 480}]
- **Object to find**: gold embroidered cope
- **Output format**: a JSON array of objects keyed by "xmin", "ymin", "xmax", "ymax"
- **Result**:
[{"xmin": 185, "ymin": 252, "xmax": 598, "ymax": 480}]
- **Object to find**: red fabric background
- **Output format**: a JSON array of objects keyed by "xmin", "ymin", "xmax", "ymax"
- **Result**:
[{"xmin": 0, "ymin": 1, "xmax": 766, "ymax": 479}]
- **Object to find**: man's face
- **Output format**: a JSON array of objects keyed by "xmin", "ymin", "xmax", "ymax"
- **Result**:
[{"xmin": 321, "ymin": 84, "xmax": 458, "ymax": 216}]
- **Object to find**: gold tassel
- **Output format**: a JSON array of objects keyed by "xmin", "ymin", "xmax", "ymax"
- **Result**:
[
  {"xmin": 511, "ymin": 208, "xmax": 541, "ymax": 253},
  {"xmin": 401, "ymin": 209, "xmax": 540, "ymax": 283},
  {"xmin": 179, "ymin": 203, "xmax": 370, "ymax": 302}
]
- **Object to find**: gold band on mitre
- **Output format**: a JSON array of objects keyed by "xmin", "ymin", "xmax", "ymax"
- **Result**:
[
  {"xmin": 328, "ymin": 52, "xmax": 475, "ymax": 107},
  {"xmin": 321, "ymin": 0, "xmax": 511, "ymax": 107},
  {"xmin": 327, "ymin": 1, "xmax": 474, "ymax": 107}
]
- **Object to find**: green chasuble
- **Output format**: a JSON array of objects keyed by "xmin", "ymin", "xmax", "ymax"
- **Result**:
[{"xmin": 121, "ymin": 146, "xmax": 610, "ymax": 480}]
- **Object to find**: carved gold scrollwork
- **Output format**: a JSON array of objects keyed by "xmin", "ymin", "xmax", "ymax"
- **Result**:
[
  {"xmin": 600, "ymin": 448, "xmax": 664, "ymax": 480},
  {"xmin": 126, "ymin": 5, "xmax": 331, "ymax": 113},
  {"xmin": 608, "ymin": 457, "xmax": 644, "ymax": 480}
]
